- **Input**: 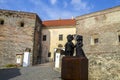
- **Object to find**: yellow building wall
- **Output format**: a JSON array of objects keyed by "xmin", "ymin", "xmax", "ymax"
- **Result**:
[{"xmin": 49, "ymin": 27, "xmax": 76, "ymax": 60}]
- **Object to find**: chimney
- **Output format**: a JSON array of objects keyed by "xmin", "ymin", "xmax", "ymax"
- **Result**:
[
  {"xmin": 72, "ymin": 16, "xmax": 74, "ymax": 19},
  {"xmin": 59, "ymin": 17, "xmax": 61, "ymax": 20}
]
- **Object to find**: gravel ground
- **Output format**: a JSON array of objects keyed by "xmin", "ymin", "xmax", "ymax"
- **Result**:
[{"xmin": 0, "ymin": 63, "xmax": 61, "ymax": 80}]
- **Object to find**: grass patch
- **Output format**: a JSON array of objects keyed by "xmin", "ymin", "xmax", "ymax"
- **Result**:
[{"xmin": 4, "ymin": 64, "xmax": 17, "ymax": 68}]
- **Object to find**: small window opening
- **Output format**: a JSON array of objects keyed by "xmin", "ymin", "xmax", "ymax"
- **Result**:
[
  {"xmin": 0, "ymin": 20, "xmax": 4, "ymax": 25},
  {"xmin": 59, "ymin": 34, "xmax": 63, "ymax": 41},
  {"xmin": 118, "ymin": 35, "xmax": 120, "ymax": 42},
  {"xmin": 48, "ymin": 52, "xmax": 51, "ymax": 57},
  {"xmin": 94, "ymin": 38, "xmax": 99, "ymax": 44},
  {"xmin": 20, "ymin": 22, "xmax": 24, "ymax": 27},
  {"xmin": 43, "ymin": 35, "xmax": 47, "ymax": 41}
]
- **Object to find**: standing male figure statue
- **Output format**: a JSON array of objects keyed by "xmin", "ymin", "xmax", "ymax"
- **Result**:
[{"xmin": 64, "ymin": 35, "xmax": 74, "ymax": 56}]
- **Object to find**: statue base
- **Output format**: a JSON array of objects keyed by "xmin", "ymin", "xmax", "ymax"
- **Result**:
[{"xmin": 61, "ymin": 56, "xmax": 88, "ymax": 80}]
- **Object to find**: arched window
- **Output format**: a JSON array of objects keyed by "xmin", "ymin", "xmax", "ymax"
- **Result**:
[{"xmin": 58, "ymin": 44, "xmax": 63, "ymax": 48}]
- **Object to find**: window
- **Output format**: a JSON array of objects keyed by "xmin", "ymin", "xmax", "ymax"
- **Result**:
[
  {"xmin": 117, "ymin": 31, "xmax": 120, "ymax": 43},
  {"xmin": 20, "ymin": 22, "xmax": 24, "ymax": 27},
  {"xmin": 118, "ymin": 35, "xmax": 120, "ymax": 42},
  {"xmin": 91, "ymin": 34, "xmax": 99, "ymax": 45},
  {"xmin": 94, "ymin": 38, "xmax": 99, "ymax": 44},
  {"xmin": 43, "ymin": 35, "xmax": 46, "ymax": 41},
  {"xmin": 0, "ymin": 20, "xmax": 4, "ymax": 25},
  {"xmin": 59, "ymin": 34, "xmax": 63, "ymax": 41},
  {"xmin": 48, "ymin": 52, "xmax": 51, "ymax": 57}
]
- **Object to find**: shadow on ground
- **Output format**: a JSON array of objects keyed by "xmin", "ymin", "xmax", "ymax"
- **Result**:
[{"xmin": 0, "ymin": 68, "xmax": 21, "ymax": 80}]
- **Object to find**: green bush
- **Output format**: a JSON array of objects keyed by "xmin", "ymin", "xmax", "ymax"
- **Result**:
[{"xmin": 5, "ymin": 64, "xmax": 17, "ymax": 68}]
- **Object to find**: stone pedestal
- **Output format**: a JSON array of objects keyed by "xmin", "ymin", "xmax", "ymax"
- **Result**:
[
  {"xmin": 55, "ymin": 53, "xmax": 60, "ymax": 68},
  {"xmin": 23, "ymin": 52, "xmax": 30, "ymax": 67},
  {"xmin": 61, "ymin": 56, "xmax": 88, "ymax": 80}
]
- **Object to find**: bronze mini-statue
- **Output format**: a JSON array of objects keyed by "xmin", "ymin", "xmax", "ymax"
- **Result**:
[
  {"xmin": 64, "ymin": 35, "xmax": 74, "ymax": 56},
  {"xmin": 64, "ymin": 34, "xmax": 86, "ymax": 57},
  {"xmin": 75, "ymin": 35, "xmax": 86, "ymax": 57}
]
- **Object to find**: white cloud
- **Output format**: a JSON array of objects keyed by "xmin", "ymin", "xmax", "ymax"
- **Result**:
[
  {"xmin": 71, "ymin": 0, "xmax": 91, "ymax": 11},
  {"xmin": 29, "ymin": 0, "xmax": 92, "ymax": 20},
  {"xmin": 29, "ymin": 0, "xmax": 58, "ymax": 19},
  {"xmin": 45, "ymin": 8, "xmax": 73, "ymax": 20},
  {"xmin": 50, "ymin": 0, "xmax": 57, "ymax": 5},
  {"xmin": 29, "ymin": 0, "xmax": 73, "ymax": 20}
]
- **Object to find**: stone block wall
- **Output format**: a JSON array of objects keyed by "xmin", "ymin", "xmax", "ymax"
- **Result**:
[
  {"xmin": 41, "ymin": 28, "xmax": 50, "ymax": 63},
  {"xmin": 32, "ymin": 15, "xmax": 42, "ymax": 64},
  {"xmin": 0, "ymin": 10, "xmax": 42, "ymax": 67},
  {"xmin": 76, "ymin": 6, "xmax": 120, "ymax": 79},
  {"xmin": 76, "ymin": 6, "xmax": 120, "ymax": 54},
  {"xmin": 88, "ymin": 52, "xmax": 120, "ymax": 80}
]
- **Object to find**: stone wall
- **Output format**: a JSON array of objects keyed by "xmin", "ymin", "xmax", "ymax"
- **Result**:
[
  {"xmin": 0, "ymin": 10, "xmax": 42, "ymax": 67},
  {"xmin": 41, "ymin": 28, "xmax": 50, "ymax": 63},
  {"xmin": 76, "ymin": 6, "xmax": 120, "ymax": 54},
  {"xmin": 76, "ymin": 6, "xmax": 120, "ymax": 79},
  {"xmin": 32, "ymin": 15, "xmax": 42, "ymax": 64},
  {"xmin": 88, "ymin": 52, "xmax": 120, "ymax": 80}
]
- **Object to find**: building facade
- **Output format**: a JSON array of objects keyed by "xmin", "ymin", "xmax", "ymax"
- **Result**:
[
  {"xmin": 42, "ymin": 19, "xmax": 76, "ymax": 62},
  {"xmin": 0, "ymin": 9, "xmax": 42, "ymax": 67}
]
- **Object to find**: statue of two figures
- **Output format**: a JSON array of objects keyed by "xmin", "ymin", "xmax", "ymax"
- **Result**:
[{"xmin": 65, "ymin": 35, "xmax": 86, "ymax": 57}]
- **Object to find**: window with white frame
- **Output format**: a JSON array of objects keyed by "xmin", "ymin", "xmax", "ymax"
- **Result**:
[
  {"xmin": 59, "ymin": 34, "xmax": 63, "ymax": 41},
  {"xmin": 91, "ymin": 34, "xmax": 99, "ymax": 45}
]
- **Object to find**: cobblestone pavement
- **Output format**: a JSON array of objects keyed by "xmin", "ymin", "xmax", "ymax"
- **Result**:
[{"xmin": 0, "ymin": 63, "xmax": 61, "ymax": 80}]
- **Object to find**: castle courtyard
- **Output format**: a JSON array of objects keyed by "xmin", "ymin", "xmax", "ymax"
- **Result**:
[
  {"xmin": 0, "ymin": 62, "xmax": 61, "ymax": 80},
  {"xmin": 0, "ymin": 2, "xmax": 120, "ymax": 80}
]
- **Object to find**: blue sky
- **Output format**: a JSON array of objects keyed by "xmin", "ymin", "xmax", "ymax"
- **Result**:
[{"xmin": 0, "ymin": 0, "xmax": 120, "ymax": 20}]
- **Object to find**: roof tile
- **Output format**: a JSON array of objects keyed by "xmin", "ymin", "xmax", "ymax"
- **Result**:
[{"xmin": 43, "ymin": 19, "xmax": 76, "ymax": 27}]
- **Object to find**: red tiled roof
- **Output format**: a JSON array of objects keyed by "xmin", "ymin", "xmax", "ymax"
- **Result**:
[{"xmin": 43, "ymin": 19, "xmax": 76, "ymax": 27}]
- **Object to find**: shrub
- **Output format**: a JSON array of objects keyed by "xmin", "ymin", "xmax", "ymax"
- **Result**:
[{"xmin": 5, "ymin": 64, "xmax": 17, "ymax": 68}]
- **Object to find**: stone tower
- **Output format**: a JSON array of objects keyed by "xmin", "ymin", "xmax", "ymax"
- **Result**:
[{"xmin": 0, "ymin": 9, "xmax": 42, "ymax": 67}]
